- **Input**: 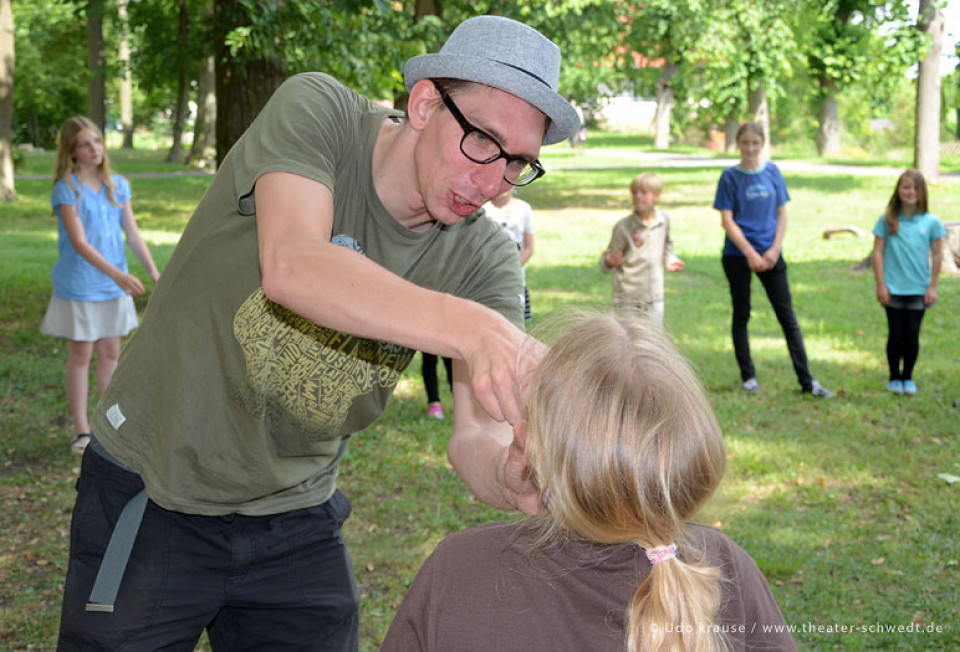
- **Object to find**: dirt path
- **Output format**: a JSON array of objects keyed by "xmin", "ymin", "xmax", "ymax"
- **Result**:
[
  {"xmin": 552, "ymin": 149, "xmax": 960, "ymax": 183},
  {"xmin": 17, "ymin": 151, "xmax": 959, "ymax": 183}
]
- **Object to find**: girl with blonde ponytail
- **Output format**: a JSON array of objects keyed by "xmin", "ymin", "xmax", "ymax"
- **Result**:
[{"xmin": 385, "ymin": 313, "xmax": 795, "ymax": 651}]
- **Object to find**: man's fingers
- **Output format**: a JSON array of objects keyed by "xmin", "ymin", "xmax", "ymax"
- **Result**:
[{"xmin": 472, "ymin": 374, "xmax": 506, "ymax": 423}]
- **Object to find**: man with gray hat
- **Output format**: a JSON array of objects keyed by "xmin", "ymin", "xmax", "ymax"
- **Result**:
[{"xmin": 57, "ymin": 14, "xmax": 579, "ymax": 650}]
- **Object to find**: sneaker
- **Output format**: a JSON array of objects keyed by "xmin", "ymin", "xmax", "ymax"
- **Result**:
[
  {"xmin": 902, "ymin": 380, "xmax": 917, "ymax": 395},
  {"xmin": 427, "ymin": 403, "xmax": 444, "ymax": 420},
  {"xmin": 741, "ymin": 378, "xmax": 759, "ymax": 392},
  {"xmin": 808, "ymin": 380, "xmax": 832, "ymax": 398},
  {"xmin": 887, "ymin": 379, "xmax": 904, "ymax": 394}
]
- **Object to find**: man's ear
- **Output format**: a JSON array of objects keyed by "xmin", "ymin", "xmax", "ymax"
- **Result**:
[{"xmin": 406, "ymin": 79, "xmax": 442, "ymax": 132}]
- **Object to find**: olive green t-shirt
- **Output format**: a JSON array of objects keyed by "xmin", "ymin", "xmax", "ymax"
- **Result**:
[{"xmin": 92, "ymin": 73, "xmax": 523, "ymax": 516}]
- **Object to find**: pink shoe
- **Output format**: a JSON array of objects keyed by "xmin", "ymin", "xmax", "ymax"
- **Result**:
[{"xmin": 427, "ymin": 403, "xmax": 444, "ymax": 420}]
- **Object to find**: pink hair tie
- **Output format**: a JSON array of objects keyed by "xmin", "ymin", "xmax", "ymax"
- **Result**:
[{"xmin": 645, "ymin": 543, "xmax": 678, "ymax": 565}]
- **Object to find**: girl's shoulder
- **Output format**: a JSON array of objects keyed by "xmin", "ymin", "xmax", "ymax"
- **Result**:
[
  {"xmin": 718, "ymin": 165, "xmax": 743, "ymax": 185},
  {"xmin": 111, "ymin": 174, "xmax": 132, "ymax": 200},
  {"xmin": 513, "ymin": 197, "xmax": 532, "ymax": 212},
  {"xmin": 53, "ymin": 172, "xmax": 78, "ymax": 189},
  {"xmin": 750, "ymin": 162, "xmax": 784, "ymax": 183},
  {"xmin": 920, "ymin": 212, "xmax": 946, "ymax": 236},
  {"xmin": 764, "ymin": 161, "xmax": 784, "ymax": 176},
  {"xmin": 51, "ymin": 176, "xmax": 79, "ymax": 205}
]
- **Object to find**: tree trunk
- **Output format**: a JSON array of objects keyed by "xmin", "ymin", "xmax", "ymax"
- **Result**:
[
  {"xmin": 189, "ymin": 55, "xmax": 217, "ymax": 167},
  {"xmin": 652, "ymin": 61, "xmax": 678, "ymax": 150},
  {"xmin": 389, "ymin": 0, "xmax": 443, "ymax": 110},
  {"xmin": 415, "ymin": 0, "xmax": 441, "ymax": 18},
  {"xmin": 723, "ymin": 113, "xmax": 739, "ymax": 154},
  {"xmin": 87, "ymin": 0, "xmax": 106, "ymax": 134},
  {"xmin": 748, "ymin": 83, "xmax": 770, "ymax": 161},
  {"xmin": 166, "ymin": 0, "xmax": 190, "ymax": 164},
  {"xmin": 816, "ymin": 76, "xmax": 840, "ymax": 156},
  {"xmin": 214, "ymin": 0, "xmax": 286, "ymax": 166},
  {"xmin": 0, "ymin": 0, "xmax": 16, "ymax": 201},
  {"xmin": 117, "ymin": 0, "xmax": 134, "ymax": 149},
  {"xmin": 914, "ymin": 0, "xmax": 943, "ymax": 183}
]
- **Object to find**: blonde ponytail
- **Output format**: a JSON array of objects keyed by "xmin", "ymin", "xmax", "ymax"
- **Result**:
[
  {"xmin": 524, "ymin": 312, "xmax": 729, "ymax": 652},
  {"xmin": 628, "ymin": 542, "xmax": 726, "ymax": 652}
]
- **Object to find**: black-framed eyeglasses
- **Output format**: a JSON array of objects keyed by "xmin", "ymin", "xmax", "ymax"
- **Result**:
[{"xmin": 437, "ymin": 86, "xmax": 545, "ymax": 187}]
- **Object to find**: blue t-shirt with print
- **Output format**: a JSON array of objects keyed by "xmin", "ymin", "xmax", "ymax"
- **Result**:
[
  {"xmin": 50, "ymin": 174, "xmax": 132, "ymax": 301},
  {"xmin": 873, "ymin": 212, "xmax": 946, "ymax": 296},
  {"xmin": 713, "ymin": 163, "xmax": 790, "ymax": 257}
]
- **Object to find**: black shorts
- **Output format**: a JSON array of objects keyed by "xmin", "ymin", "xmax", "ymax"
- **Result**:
[{"xmin": 58, "ymin": 443, "xmax": 359, "ymax": 651}]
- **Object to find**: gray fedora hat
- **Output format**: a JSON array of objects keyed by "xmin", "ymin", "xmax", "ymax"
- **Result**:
[{"xmin": 404, "ymin": 16, "xmax": 580, "ymax": 146}]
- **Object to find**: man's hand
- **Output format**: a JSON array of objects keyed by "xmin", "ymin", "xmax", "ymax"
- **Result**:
[
  {"xmin": 462, "ymin": 319, "xmax": 546, "ymax": 425},
  {"xmin": 449, "ymin": 351, "xmax": 543, "ymax": 513},
  {"xmin": 500, "ymin": 422, "xmax": 539, "ymax": 515}
]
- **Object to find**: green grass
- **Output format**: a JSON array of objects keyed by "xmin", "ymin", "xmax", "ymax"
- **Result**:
[{"xmin": 2, "ymin": 141, "xmax": 960, "ymax": 649}]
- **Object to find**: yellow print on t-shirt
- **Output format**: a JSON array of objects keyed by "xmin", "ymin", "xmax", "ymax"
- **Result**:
[{"xmin": 233, "ymin": 288, "xmax": 413, "ymax": 438}]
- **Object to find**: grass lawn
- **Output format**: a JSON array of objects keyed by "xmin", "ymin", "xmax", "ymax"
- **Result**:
[{"xmin": 2, "ymin": 135, "xmax": 959, "ymax": 650}]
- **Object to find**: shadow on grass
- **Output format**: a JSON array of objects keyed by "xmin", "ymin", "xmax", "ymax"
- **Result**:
[{"xmin": 781, "ymin": 173, "xmax": 883, "ymax": 193}]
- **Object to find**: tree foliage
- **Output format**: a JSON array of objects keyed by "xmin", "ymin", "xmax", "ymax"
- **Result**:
[
  {"xmin": 214, "ymin": 0, "xmax": 444, "ymax": 102},
  {"xmin": 12, "ymin": 1, "xmax": 87, "ymax": 148},
  {"xmin": 126, "ymin": 0, "xmax": 209, "ymax": 122},
  {"xmin": 5, "ymin": 0, "xmax": 949, "ymax": 160},
  {"xmin": 681, "ymin": 0, "xmax": 799, "ymax": 121},
  {"xmin": 803, "ymin": 1, "xmax": 922, "ymax": 105}
]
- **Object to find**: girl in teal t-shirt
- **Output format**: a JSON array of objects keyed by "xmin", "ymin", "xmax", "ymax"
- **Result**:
[{"xmin": 871, "ymin": 169, "xmax": 946, "ymax": 396}]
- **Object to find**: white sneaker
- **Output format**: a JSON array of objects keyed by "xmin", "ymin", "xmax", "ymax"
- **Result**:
[
  {"xmin": 741, "ymin": 378, "xmax": 759, "ymax": 392},
  {"xmin": 808, "ymin": 380, "xmax": 832, "ymax": 398}
]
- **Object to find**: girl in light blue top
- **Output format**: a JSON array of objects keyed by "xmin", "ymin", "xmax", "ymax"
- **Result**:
[
  {"xmin": 872, "ymin": 169, "xmax": 945, "ymax": 396},
  {"xmin": 40, "ymin": 116, "xmax": 160, "ymax": 454}
]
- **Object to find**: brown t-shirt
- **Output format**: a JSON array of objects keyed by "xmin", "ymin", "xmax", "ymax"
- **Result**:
[{"xmin": 383, "ymin": 522, "xmax": 797, "ymax": 651}]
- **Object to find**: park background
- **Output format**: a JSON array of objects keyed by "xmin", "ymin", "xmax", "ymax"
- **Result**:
[{"xmin": 3, "ymin": 1, "xmax": 960, "ymax": 650}]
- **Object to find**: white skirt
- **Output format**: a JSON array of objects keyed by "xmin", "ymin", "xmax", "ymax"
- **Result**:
[{"xmin": 40, "ymin": 295, "xmax": 138, "ymax": 341}]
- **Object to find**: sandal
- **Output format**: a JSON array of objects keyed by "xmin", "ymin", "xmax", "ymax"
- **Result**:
[{"xmin": 71, "ymin": 433, "xmax": 91, "ymax": 455}]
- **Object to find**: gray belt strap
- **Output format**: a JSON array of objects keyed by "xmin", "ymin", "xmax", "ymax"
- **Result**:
[{"xmin": 85, "ymin": 437, "xmax": 148, "ymax": 613}]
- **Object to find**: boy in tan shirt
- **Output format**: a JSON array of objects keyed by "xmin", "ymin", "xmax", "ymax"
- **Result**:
[{"xmin": 601, "ymin": 172, "xmax": 684, "ymax": 324}]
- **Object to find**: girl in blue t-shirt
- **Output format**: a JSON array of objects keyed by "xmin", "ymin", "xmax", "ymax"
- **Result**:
[
  {"xmin": 871, "ymin": 170, "xmax": 945, "ymax": 396},
  {"xmin": 712, "ymin": 122, "xmax": 830, "ymax": 398},
  {"xmin": 40, "ymin": 116, "xmax": 160, "ymax": 454}
]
